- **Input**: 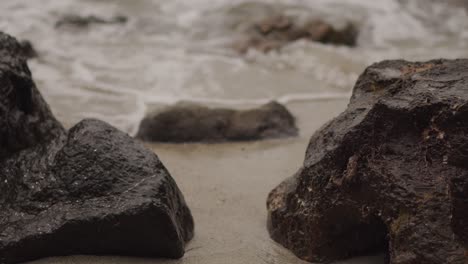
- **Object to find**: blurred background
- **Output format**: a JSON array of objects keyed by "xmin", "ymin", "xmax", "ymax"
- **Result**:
[{"xmin": 0, "ymin": 0, "xmax": 467, "ymax": 134}]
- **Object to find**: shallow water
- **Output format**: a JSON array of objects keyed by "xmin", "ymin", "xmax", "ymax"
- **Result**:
[{"xmin": 1, "ymin": 0, "xmax": 468, "ymax": 134}]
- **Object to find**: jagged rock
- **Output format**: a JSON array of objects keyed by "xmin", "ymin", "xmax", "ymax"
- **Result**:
[
  {"xmin": 0, "ymin": 32, "xmax": 194, "ymax": 264},
  {"xmin": 267, "ymin": 59, "xmax": 468, "ymax": 264},
  {"xmin": 136, "ymin": 101, "xmax": 298, "ymax": 143},
  {"xmin": 55, "ymin": 14, "xmax": 127, "ymax": 29},
  {"xmin": 235, "ymin": 15, "xmax": 358, "ymax": 54},
  {"xmin": 19, "ymin": 40, "xmax": 38, "ymax": 59},
  {"xmin": 0, "ymin": 33, "xmax": 64, "ymax": 160}
]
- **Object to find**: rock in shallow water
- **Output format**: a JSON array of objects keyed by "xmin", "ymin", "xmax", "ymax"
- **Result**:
[
  {"xmin": 0, "ymin": 32, "xmax": 194, "ymax": 264},
  {"xmin": 267, "ymin": 59, "xmax": 468, "ymax": 264},
  {"xmin": 234, "ymin": 15, "xmax": 358, "ymax": 54},
  {"xmin": 136, "ymin": 101, "xmax": 298, "ymax": 143}
]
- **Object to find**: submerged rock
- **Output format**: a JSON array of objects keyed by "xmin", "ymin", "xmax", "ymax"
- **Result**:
[
  {"xmin": 235, "ymin": 15, "xmax": 358, "ymax": 54},
  {"xmin": 0, "ymin": 32, "xmax": 194, "ymax": 264},
  {"xmin": 136, "ymin": 101, "xmax": 298, "ymax": 143},
  {"xmin": 55, "ymin": 14, "xmax": 127, "ymax": 29},
  {"xmin": 267, "ymin": 60, "xmax": 468, "ymax": 263}
]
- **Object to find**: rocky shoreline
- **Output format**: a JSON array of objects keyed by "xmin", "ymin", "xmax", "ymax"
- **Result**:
[
  {"xmin": 0, "ymin": 32, "xmax": 193, "ymax": 264},
  {"xmin": 1, "ymin": 29, "xmax": 467, "ymax": 263},
  {"xmin": 0, "ymin": 1, "xmax": 467, "ymax": 263}
]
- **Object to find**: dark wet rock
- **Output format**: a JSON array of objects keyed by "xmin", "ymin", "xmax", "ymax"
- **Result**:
[
  {"xmin": 0, "ymin": 32, "xmax": 194, "ymax": 264},
  {"xmin": 450, "ymin": 151, "xmax": 468, "ymax": 247},
  {"xmin": 235, "ymin": 15, "xmax": 358, "ymax": 54},
  {"xmin": 19, "ymin": 40, "xmax": 38, "ymax": 59},
  {"xmin": 0, "ymin": 33, "xmax": 64, "ymax": 160},
  {"xmin": 136, "ymin": 101, "xmax": 298, "ymax": 143},
  {"xmin": 55, "ymin": 14, "xmax": 128, "ymax": 29},
  {"xmin": 267, "ymin": 59, "xmax": 468, "ymax": 264},
  {"xmin": 0, "ymin": 119, "xmax": 194, "ymax": 264}
]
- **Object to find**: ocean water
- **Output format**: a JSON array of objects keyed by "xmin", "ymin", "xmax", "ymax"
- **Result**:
[{"xmin": 0, "ymin": 0, "xmax": 467, "ymax": 134}]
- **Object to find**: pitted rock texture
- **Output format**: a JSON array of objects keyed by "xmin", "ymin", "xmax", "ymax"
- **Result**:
[
  {"xmin": 0, "ymin": 32, "xmax": 194, "ymax": 264},
  {"xmin": 136, "ymin": 101, "xmax": 298, "ymax": 143},
  {"xmin": 267, "ymin": 59, "xmax": 468, "ymax": 264}
]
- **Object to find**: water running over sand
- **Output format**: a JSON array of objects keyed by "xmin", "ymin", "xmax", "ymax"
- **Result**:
[{"xmin": 1, "ymin": 0, "xmax": 467, "ymax": 134}]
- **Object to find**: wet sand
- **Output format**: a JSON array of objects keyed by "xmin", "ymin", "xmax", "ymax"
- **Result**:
[{"xmin": 27, "ymin": 99, "xmax": 383, "ymax": 264}]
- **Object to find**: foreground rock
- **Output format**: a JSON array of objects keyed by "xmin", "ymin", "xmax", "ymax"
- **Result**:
[
  {"xmin": 267, "ymin": 59, "xmax": 468, "ymax": 263},
  {"xmin": 136, "ymin": 101, "xmax": 298, "ymax": 142},
  {"xmin": 0, "ymin": 32, "xmax": 194, "ymax": 264},
  {"xmin": 55, "ymin": 14, "xmax": 127, "ymax": 29},
  {"xmin": 235, "ymin": 15, "xmax": 358, "ymax": 54}
]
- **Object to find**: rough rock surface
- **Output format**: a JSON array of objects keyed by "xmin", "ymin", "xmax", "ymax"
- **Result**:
[
  {"xmin": 0, "ymin": 32, "xmax": 194, "ymax": 264},
  {"xmin": 55, "ymin": 14, "xmax": 127, "ymax": 29},
  {"xmin": 267, "ymin": 59, "xmax": 468, "ymax": 264},
  {"xmin": 235, "ymin": 15, "xmax": 358, "ymax": 54},
  {"xmin": 19, "ymin": 40, "xmax": 38, "ymax": 59},
  {"xmin": 136, "ymin": 101, "xmax": 298, "ymax": 143},
  {"xmin": 0, "ymin": 33, "xmax": 64, "ymax": 160}
]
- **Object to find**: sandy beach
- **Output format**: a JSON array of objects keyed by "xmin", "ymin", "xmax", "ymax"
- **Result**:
[
  {"xmin": 26, "ymin": 99, "xmax": 383, "ymax": 264},
  {"xmin": 0, "ymin": 1, "xmax": 467, "ymax": 263}
]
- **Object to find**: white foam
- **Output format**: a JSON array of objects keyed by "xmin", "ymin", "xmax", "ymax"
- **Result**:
[{"xmin": 1, "ymin": 0, "xmax": 468, "ymax": 133}]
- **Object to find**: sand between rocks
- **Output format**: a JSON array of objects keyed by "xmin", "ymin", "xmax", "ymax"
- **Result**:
[{"xmin": 27, "ymin": 100, "xmax": 384, "ymax": 264}]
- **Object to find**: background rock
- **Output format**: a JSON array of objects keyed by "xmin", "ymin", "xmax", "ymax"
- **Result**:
[
  {"xmin": 55, "ymin": 15, "xmax": 128, "ymax": 29},
  {"xmin": 136, "ymin": 101, "xmax": 298, "ymax": 142},
  {"xmin": 234, "ymin": 15, "xmax": 358, "ymax": 54}
]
